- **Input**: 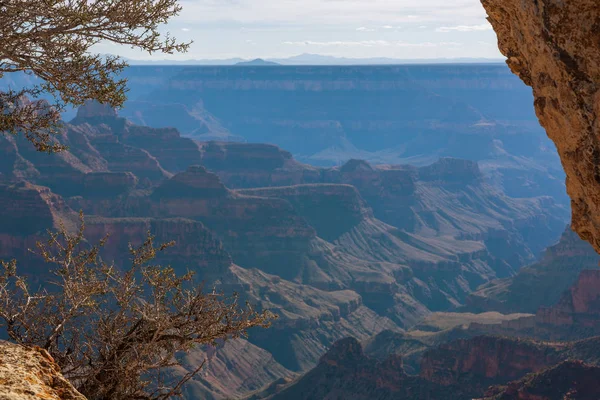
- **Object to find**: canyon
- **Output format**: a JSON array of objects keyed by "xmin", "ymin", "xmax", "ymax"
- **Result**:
[
  {"xmin": 116, "ymin": 64, "xmax": 568, "ymax": 204},
  {"xmin": 2, "ymin": 41, "xmax": 600, "ymax": 396},
  {"xmin": 0, "ymin": 98, "xmax": 577, "ymax": 398},
  {"xmin": 274, "ymin": 0, "xmax": 600, "ymax": 394},
  {"xmin": 258, "ymin": 269, "xmax": 600, "ymax": 399}
]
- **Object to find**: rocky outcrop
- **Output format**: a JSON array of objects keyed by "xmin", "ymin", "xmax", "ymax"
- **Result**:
[
  {"xmin": 536, "ymin": 269, "xmax": 600, "ymax": 331},
  {"xmin": 72, "ymin": 101, "xmax": 204, "ymax": 174},
  {"xmin": 84, "ymin": 129, "xmax": 170, "ymax": 183},
  {"xmin": 73, "ymin": 100, "xmax": 117, "ymax": 120},
  {"xmin": 153, "ymin": 165, "xmax": 229, "ymax": 199},
  {"xmin": 178, "ymin": 339, "xmax": 296, "ymax": 400},
  {"xmin": 204, "ymin": 152, "xmax": 568, "ymax": 272},
  {"xmin": 458, "ymin": 269, "xmax": 600, "ymax": 341},
  {"xmin": 480, "ymin": 361, "xmax": 600, "ymax": 400},
  {"xmin": 226, "ymin": 266, "xmax": 397, "ymax": 371},
  {"xmin": 0, "ymin": 182, "xmax": 79, "ymax": 279},
  {"xmin": 420, "ymin": 336, "xmax": 559, "ymax": 386},
  {"xmin": 80, "ymin": 172, "xmax": 138, "ymax": 197},
  {"xmin": 0, "ymin": 341, "xmax": 86, "ymax": 400},
  {"xmin": 263, "ymin": 330, "xmax": 600, "ymax": 400},
  {"xmin": 481, "ymin": 0, "xmax": 600, "ymax": 252},
  {"xmin": 0, "ymin": 181, "xmax": 75, "ymax": 236},
  {"xmin": 265, "ymin": 337, "xmax": 450, "ymax": 400},
  {"xmin": 467, "ymin": 227, "xmax": 600, "ymax": 314},
  {"xmin": 0, "ymin": 100, "xmax": 206, "ymax": 197},
  {"xmin": 238, "ymin": 184, "xmax": 372, "ymax": 242},
  {"xmin": 149, "ymin": 168, "xmax": 318, "ymax": 281},
  {"xmin": 418, "ymin": 158, "xmax": 483, "ymax": 186},
  {"xmin": 84, "ymin": 217, "xmax": 233, "ymax": 281}
]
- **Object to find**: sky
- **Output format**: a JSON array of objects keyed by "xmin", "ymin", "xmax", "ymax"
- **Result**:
[{"xmin": 98, "ymin": 0, "xmax": 503, "ymax": 61}]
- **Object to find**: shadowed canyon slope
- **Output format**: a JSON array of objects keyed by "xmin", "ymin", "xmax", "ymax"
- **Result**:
[{"xmin": 481, "ymin": 0, "xmax": 600, "ymax": 253}]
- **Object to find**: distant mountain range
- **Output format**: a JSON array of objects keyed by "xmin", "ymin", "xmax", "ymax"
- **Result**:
[
  {"xmin": 122, "ymin": 53, "xmax": 506, "ymax": 66},
  {"xmin": 235, "ymin": 58, "xmax": 280, "ymax": 66}
]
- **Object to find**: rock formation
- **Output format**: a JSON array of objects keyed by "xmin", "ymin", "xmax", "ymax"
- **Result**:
[
  {"xmin": 263, "ymin": 337, "xmax": 450, "ymax": 400},
  {"xmin": 536, "ymin": 269, "xmax": 600, "ymax": 332},
  {"xmin": 0, "ymin": 341, "xmax": 86, "ymax": 400},
  {"xmin": 481, "ymin": 0, "xmax": 600, "ymax": 253},
  {"xmin": 72, "ymin": 99, "xmax": 117, "ymax": 120},
  {"xmin": 480, "ymin": 361, "xmax": 600, "ymax": 400},
  {"xmin": 266, "ymin": 333, "xmax": 600, "ymax": 400},
  {"xmin": 0, "ymin": 96, "xmax": 587, "ymax": 399},
  {"xmin": 467, "ymin": 227, "xmax": 600, "ymax": 314},
  {"xmin": 420, "ymin": 336, "xmax": 559, "ymax": 386},
  {"xmin": 239, "ymin": 184, "xmax": 372, "ymax": 242}
]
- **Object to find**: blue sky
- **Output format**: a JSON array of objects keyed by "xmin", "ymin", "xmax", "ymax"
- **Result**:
[{"xmin": 98, "ymin": 0, "xmax": 503, "ymax": 60}]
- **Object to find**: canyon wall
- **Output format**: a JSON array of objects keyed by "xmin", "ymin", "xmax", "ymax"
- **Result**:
[
  {"xmin": 119, "ymin": 64, "xmax": 567, "ymax": 203},
  {"xmin": 481, "ymin": 0, "xmax": 600, "ymax": 252}
]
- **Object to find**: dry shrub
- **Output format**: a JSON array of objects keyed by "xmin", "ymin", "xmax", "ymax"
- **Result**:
[{"xmin": 0, "ymin": 214, "xmax": 274, "ymax": 399}]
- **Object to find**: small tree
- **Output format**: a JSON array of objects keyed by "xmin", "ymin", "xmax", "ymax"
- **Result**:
[
  {"xmin": 0, "ymin": 0, "xmax": 190, "ymax": 152},
  {"xmin": 0, "ymin": 214, "xmax": 273, "ymax": 399}
]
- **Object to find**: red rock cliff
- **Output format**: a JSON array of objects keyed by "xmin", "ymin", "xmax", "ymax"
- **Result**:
[{"xmin": 536, "ymin": 269, "xmax": 600, "ymax": 328}]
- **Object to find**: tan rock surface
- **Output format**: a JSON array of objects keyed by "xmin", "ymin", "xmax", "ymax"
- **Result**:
[
  {"xmin": 0, "ymin": 341, "xmax": 85, "ymax": 400},
  {"xmin": 481, "ymin": 0, "xmax": 600, "ymax": 252}
]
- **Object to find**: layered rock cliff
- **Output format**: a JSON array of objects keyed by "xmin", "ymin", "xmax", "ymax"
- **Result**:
[{"xmin": 481, "ymin": 0, "xmax": 600, "ymax": 252}]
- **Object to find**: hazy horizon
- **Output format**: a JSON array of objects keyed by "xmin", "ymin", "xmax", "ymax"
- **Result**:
[{"xmin": 119, "ymin": 53, "xmax": 506, "ymax": 65}]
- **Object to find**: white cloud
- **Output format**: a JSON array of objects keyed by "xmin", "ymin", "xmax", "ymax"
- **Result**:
[
  {"xmin": 356, "ymin": 27, "xmax": 375, "ymax": 32},
  {"xmin": 382, "ymin": 25, "xmax": 394, "ymax": 29},
  {"xmin": 284, "ymin": 40, "xmax": 392, "ymax": 47},
  {"xmin": 176, "ymin": 0, "xmax": 488, "ymax": 26},
  {"xmin": 435, "ymin": 23, "xmax": 492, "ymax": 32},
  {"xmin": 283, "ymin": 40, "xmax": 459, "ymax": 48},
  {"xmin": 397, "ymin": 41, "xmax": 436, "ymax": 48},
  {"xmin": 181, "ymin": 28, "xmax": 190, "ymax": 32}
]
